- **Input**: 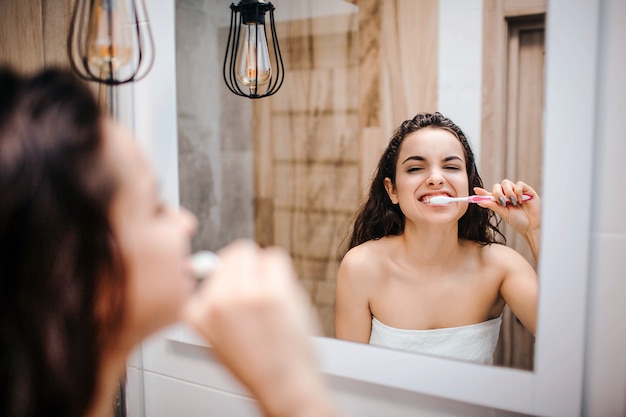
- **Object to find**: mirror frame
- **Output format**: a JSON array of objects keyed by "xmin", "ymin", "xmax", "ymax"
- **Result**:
[{"xmin": 150, "ymin": 0, "xmax": 597, "ymax": 415}]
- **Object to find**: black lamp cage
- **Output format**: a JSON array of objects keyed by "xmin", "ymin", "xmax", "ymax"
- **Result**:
[
  {"xmin": 67, "ymin": 0, "xmax": 155, "ymax": 86},
  {"xmin": 223, "ymin": 0, "xmax": 285, "ymax": 99}
]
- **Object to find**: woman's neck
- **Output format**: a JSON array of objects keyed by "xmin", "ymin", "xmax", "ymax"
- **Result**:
[
  {"xmin": 85, "ymin": 352, "xmax": 127, "ymax": 417},
  {"xmin": 399, "ymin": 221, "xmax": 461, "ymax": 265}
]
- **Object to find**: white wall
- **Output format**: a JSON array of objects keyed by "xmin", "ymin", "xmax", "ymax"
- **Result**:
[
  {"xmin": 581, "ymin": 0, "xmax": 626, "ymax": 414},
  {"xmin": 437, "ymin": 0, "xmax": 483, "ymax": 161},
  {"xmin": 126, "ymin": 0, "xmax": 626, "ymax": 416},
  {"xmin": 125, "ymin": 0, "xmax": 179, "ymax": 415}
]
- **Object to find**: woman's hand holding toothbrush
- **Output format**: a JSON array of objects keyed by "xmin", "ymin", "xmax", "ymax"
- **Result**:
[
  {"xmin": 474, "ymin": 180, "xmax": 541, "ymax": 262},
  {"xmin": 183, "ymin": 240, "xmax": 342, "ymax": 417}
]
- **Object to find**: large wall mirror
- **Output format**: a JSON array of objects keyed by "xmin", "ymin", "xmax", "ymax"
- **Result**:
[
  {"xmin": 176, "ymin": 0, "xmax": 542, "ymax": 368},
  {"xmin": 172, "ymin": 0, "xmax": 592, "ymax": 415}
]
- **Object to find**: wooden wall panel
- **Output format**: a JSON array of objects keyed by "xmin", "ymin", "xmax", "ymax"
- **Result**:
[
  {"xmin": 357, "ymin": 0, "xmax": 381, "ymax": 128},
  {"xmin": 361, "ymin": 0, "xmax": 439, "ymax": 194},
  {"xmin": 481, "ymin": 0, "xmax": 508, "ymax": 187},
  {"xmin": 0, "ymin": 0, "xmax": 106, "ymax": 109},
  {"xmin": 0, "ymin": 0, "xmax": 74, "ymax": 72},
  {"xmin": 0, "ymin": 0, "xmax": 45, "ymax": 72},
  {"xmin": 42, "ymin": 0, "xmax": 74, "ymax": 68},
  {"xmin": 503, "ymin": 0, "xmax": 547, "ymax": 17},
  {"xmin": 380, "ymin": 0, "xmax": 438, "ymax": 136}
]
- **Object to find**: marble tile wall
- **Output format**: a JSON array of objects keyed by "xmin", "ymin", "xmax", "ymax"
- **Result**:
[{"xmin": 176, "ymin": 0, "xmax": 255, "ymax": 253}]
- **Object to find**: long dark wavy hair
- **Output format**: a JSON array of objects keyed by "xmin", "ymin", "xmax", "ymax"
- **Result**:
[
  {"xmin": 0, "ymin": 68, "xmax": 126, "ymax": 417},
  {"xmin": 346, "ymin": 112, "xmax": 504, "ymax": 253}
]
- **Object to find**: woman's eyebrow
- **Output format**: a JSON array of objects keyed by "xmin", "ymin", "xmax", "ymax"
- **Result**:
[
  {"xmin": 401, "ymin": 155, "xmax": 425, "ymax": 164},
  {"xmin": 401, "ymin": 155, "xmax": 464, "ymax": 164}
]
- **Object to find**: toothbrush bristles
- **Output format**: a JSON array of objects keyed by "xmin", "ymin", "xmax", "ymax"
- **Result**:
[{"xmin": 190, "ymin": 251, "xmax": 220, "ymax": 279}]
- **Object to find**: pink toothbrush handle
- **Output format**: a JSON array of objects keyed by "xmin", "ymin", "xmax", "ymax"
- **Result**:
[
  {"xmin": 468, "ymin": 194, "xmax": 532, "ymax": 203},
  {"xmin": 467, "ymin": 195, "xmax": 497, "ymax": 203}
]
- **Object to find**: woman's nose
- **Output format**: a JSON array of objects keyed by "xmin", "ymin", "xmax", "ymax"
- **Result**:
[
  {"xmin": 179, "ymin": 206, "xmax": 199, "ymax": 237},
  {"xmin": 427, "ymin": 170, "xmax": 444, "ymax": 186}
]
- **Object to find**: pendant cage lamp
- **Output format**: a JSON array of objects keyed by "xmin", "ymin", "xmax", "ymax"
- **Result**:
[
  {"xmin": 223, "ymin": 0, "xmax": 285, "ymax": 99},
  {"xmin": 67, "ymin": 0, "xmax": 155, "ymax": 85}
]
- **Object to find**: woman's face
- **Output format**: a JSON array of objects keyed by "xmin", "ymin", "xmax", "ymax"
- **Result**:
[
  {"xmin": 104, "ymin": 121, "xmax": 198, "ymax": 346},
  {"xmin": 384, "ymin": 127, "xmax": 469, "ymax": 226}
]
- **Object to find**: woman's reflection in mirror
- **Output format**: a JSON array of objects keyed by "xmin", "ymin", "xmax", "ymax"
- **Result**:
[{"xmin": 335, "ymin": 112, "xmax": 541, "ymax": 364}]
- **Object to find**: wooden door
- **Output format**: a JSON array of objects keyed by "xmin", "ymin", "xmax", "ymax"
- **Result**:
[
  {"xmin": 482, "ymin": 2, "xmax": 546, "ymax": 370},
  {"xmin": 499, "ymin": 16, "xmax": 545, "ymax": 371}
]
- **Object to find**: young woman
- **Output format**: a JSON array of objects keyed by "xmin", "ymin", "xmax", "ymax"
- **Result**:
[
  {"xmin": 0, "ymin": 68, "xmax": 341, "ymax": 417},
  {"xmin": 335, "ymin": 112, "xmax": 541, "ymax": 364}
]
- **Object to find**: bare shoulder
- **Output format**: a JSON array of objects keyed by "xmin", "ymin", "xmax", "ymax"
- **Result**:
[
  {"xmin": 338, "ymin": 238, "xmax": 391, "ymax": 287},
  {"xmin": 478, "ymin": 242, "xmax": 535, "ymax": 273},
  {"xmin": 341, "ymin": 239, "xmax": 382, "ymax": 266}
]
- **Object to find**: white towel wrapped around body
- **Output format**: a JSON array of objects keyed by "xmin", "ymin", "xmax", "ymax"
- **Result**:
[{"xmin": 369, "ymin": 316, "xmax": 502, "ymax": 364}]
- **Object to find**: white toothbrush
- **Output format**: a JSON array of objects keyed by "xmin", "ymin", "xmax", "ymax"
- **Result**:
[
  {"xmin": 428, "ymin": 194, "xmax": 532, "ymax": 205},
  {"xmin": 190, "ymin": 250, "xmax": 221, "ymax": 280}
]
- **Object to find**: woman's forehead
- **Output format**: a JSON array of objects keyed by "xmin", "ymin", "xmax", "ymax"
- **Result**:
[
  {"xmin": 103, "ymin": 120, "xmax": 155, "ymax": 199},
  {"xmin": 399, "ymin": 127, "xmax": 465, "ymax": 158}
]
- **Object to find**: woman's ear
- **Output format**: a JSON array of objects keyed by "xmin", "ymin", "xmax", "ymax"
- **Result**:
[{"xmin": 384, "ymin": 177, "xmax": 399, "ymax": 204}]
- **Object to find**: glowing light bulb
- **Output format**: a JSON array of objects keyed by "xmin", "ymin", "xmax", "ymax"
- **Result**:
[
  {"xmin": 86, "ymin": 0, "xmax": 134, "ymax": 72},
  {"xmin": 236, "ymin": 23, "xmax": 272, "ymax": 94}
]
